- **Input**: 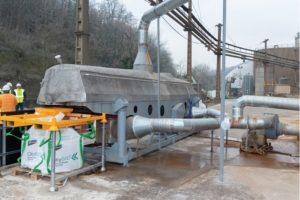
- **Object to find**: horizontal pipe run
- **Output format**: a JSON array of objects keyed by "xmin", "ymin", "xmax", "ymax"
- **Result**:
[
  {"xmin": 126, "ymin": 116, "xmax": 220, "ymax": 139},
  {"xmin": 277, "ymin": 122, "xmax": 300, "ymax": 136},
  {"xmin": 232, "ymin": 96, "xmax": 300, "ymax": 118},
  {"xmin": 229, "ymin": 115, "xmax": 274, "ymax": 130},
  {"xmin": 192, "ymin": 107, "xmax": 228, "ymax": 118}
]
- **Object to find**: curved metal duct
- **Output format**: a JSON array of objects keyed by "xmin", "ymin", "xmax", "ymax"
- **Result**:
[
  {"xmin": 126, "ymin": 115, "xmax": 220, "ymax": 139},
  {"xmin": 192, "ymin": 107, "xmax": 228, "ymax": 118},
  {"xmin": 133, "ymin": 0, "xmax": 189, "ymax": 73},
  {"xmin": 232, "ymin": 96, "xmax": 300, "ymax": 118}
]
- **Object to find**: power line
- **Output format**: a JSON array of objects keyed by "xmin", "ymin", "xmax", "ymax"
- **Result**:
[
  {"xmin": 162, "ymin": 16, "xmax": 202, "ymax": 44},
  {"xmin": 192, "ymin": 3, "xmax": 202, "ymax": 24},
  {"xmin": 196, "ymin": 0, "xmax": 203, "ymax": 24}
]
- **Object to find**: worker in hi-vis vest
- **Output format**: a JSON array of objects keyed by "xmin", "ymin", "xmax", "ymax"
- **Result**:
[
  {"xmin": 1, "ymin": 82, "xmax": 13, "ymax": 94},
  {"xmin": 0, "ymin": 85, "xmax": 17, "ymax": 112},
  {"xmin": 13, "ymin": 83, "xmax": 26, "ymax": 111}
]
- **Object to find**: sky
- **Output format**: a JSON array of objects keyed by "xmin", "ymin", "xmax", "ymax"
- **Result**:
[{"xmin": 103, "ymin": 0, "xmax": 299, "ymax": 69}]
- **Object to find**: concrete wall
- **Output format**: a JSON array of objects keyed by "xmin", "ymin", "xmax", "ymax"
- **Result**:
[
  {"xmin": 254, "ymin": 47, "xmax": 299, "ymax": 95},
  {"xmin": 254, "ymin": 63, "xmax": 264, "ymax": 96}
]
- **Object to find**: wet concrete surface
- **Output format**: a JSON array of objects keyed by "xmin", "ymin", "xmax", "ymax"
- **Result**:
[{"xmin": 0, "ymin": 99, "xmax": 299, "ymax": 199}]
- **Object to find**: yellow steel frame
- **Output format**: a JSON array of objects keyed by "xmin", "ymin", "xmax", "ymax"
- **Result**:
[
  {"xmin": 0, "ymin": 107, "xmax": 107, "ymax": 131},
  {"xmin": 264, "ymin": 81, "xmax": 277, "ymax": 86}
]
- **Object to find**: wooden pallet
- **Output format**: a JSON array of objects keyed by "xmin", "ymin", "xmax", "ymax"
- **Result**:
[{"xmin": 10, "ymin": 165, "xmax": 93, "ymax": 185}]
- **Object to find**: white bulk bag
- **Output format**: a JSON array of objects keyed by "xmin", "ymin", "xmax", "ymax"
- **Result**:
[
  {"xmin": 39, "ymin": 128, "xmax": 84, "ymax": 174},
  {"xmin": 19, "ymin": 126, "xmax": 47, "ymax": 169}
]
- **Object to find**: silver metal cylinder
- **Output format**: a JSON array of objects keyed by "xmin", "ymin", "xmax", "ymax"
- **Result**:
[
  {"xmin": 230, "ymin": 115, "xmax": 274, "ymax": 130},
  {"xmin": 127, "ymin": 116, "xmax": 220, "ymax": 139},
  {"xmin": 232, "ymin": 96, "xmax": 300, "ymax": 118},
  {"xmin": 277, "ymin": 122, "xmax": 299, "ymax": 136},
  {"xmin": 133, "ymin": 0, "xmax": 189, "ymax": 72},
  {"xmin": 192, "ymin": 107, "xmax": 228, "ymax": 118}
]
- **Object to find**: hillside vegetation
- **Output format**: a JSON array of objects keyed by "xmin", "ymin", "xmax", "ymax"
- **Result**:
[{"xmin": 0, "ymin": 0, "xmax": 176, "ymax": 107}]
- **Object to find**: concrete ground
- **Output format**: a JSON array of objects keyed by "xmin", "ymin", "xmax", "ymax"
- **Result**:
[{"xmin": 0, "ymin": 99, "xmax": 299, "ymax": 200}]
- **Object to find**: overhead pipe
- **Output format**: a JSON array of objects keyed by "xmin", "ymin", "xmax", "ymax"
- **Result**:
[
  {"xmin": 232, "ymin": 96, "xmax": 300, "ymax": 118},
  {"xmin": 126, "ymin": 115, "xmax": 220, "ymax": 139},
  {"xmin": 133, "ymin": 0, "xmax": 189, "ymax": 73}
]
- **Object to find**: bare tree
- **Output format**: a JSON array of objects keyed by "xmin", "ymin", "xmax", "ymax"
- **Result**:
[{"xmin": 193, "ymin": 63, "xmax": 216, "ymax": 91}]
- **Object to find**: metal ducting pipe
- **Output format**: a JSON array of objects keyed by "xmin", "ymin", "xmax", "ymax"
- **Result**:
[
  {"xmin": 229, "ymin": 115, "xmax": 274, "ymax": 130},
  {"xmin": 126, "ymin": 115, "xmax": 220, "ymax": 139},
  {"xmin": 192, "ymin": 107, "xmax": 228, "ymax": 118},
  {"xmin": 277, "ymin": 122, "xmax": 299, "ymax": 136},
  {"xmin": 133, "ymin": 0, "xmax": 189, "ymax": 73},
  {"xmin": 232, "ymin": 96, "xmax": 300, "ymax": 118}
]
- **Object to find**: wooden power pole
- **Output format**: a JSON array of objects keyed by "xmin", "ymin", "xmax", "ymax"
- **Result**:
[
  {"xmin": 75, "ymin": 0, "xmax": 89, "ymax": 65},
  {"xmin": 186, "ymin": 0, "xmax": 192, "ymax": 83},
  {"xmin": 263, "ymin": 39, "xmax": 269, "ymax": 95},
  {"xmin": 215, "ymin": 23, "xmax": 222, "ymax": 104}
]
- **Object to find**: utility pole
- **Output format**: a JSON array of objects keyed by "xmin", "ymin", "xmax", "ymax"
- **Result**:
[
  {"xmin": 157, "ymin": 0, "xmax": 161, "ymax": 118},
  {"xmin": 75, "ymin": 0, "xmax": 89, "ymax": 65},
  {"xmin": 263, "ymin": 39, "xmax": 269, "ymax": 95},
  {"xmin": 186, "ymin": 0, "xmax": 192, "ymax": 83},
  {"xmin": 215, "ymin": 23, "xmax": 222, "ymax": 104}
]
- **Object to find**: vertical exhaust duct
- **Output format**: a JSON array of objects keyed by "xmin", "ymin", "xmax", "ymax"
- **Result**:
[{"xmin": 133, "ymin": 0, "xmax": 189, "ymax": 73}]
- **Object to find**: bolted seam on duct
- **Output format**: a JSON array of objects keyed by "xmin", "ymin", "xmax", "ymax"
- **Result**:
[
  {"xmin": 133, "ymin": 0, "xmax": 189, "ymax": 73},
  {"xmin": 232, "ymin": 96, "xmax": 300, "ymax": 118}
]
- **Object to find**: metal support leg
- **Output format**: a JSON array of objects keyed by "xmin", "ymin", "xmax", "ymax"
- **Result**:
[
  {"xmin": 2, "ymin": 119, "xmax": 6, "ymax": 167},
  {"xmin": 101, "ymin": 123, "xmax": 106, "ymax": 172},
  {"xmin": 117, "ymin": 108, "xmax": 126, "ymax": 159},
  {"xmin": 158, "ymin": 133, "xmax": 161, "ymax": 150},
  {"xmin": 226, "ymin": 130, "xmax": 228, "ymax": 144},
  {"xmin": 211, "ymin": 130, "xmax": 214, "ymax": 152},
  {"xmin": 49, "ymin": 131, "xmax": 57, "ymax": 192},
  {"xmin": 114, "ymin": 98, "xmax": 129, "ymax": 165},
  {"xmin": 147, "ymin": 133, "xmax": 154, "ymax": 148}
]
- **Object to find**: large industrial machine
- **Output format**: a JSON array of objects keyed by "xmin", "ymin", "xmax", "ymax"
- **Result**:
[{"xmin": 34, "ymin": 0, "xmax": 300, "ymax": 165}]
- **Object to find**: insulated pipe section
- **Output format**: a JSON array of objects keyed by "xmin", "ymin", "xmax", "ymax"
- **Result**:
[
  {"xmin": 133, "ymin": 0, "xmax": 189, "ymax": 73},
  {"xmin": 232, "ymin": 96, "xmax": 300, "ymax": 118},
  {"xmin": 229, "ymin": 115, "xmax": 274, "ymax": 130},
  {"xmin": 277, "ymin": 122, "xmax": 300, "ymax": 136},
  {"xmin": 126, "ymin": 115, "xmax": 220, "ymax": 139},
  {"xmin": 192, "ymin": 107, "xmax": 228, "ymax": 118}
]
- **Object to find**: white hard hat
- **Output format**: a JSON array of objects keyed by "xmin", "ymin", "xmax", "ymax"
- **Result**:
[
  {"xmin": 2, "ymin": 85, "xmax": 10, "ymax": 91},
  {"xmin": 16, "ymin": 83, "xmax": 21, "ymax": 87},
  {"xmin": 6, "ymin": 82, "xmax": 12, "ymax": 87}
]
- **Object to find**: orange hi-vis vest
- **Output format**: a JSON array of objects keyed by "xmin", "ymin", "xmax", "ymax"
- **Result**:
[{"xmin": 14, "ymin": 89, "xmax": 25, "ymax": 103}]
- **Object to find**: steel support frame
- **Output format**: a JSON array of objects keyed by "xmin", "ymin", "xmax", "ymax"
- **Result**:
[{"xmin": 85, "ymin": 131, "xmax": 194, "ymax": 165}]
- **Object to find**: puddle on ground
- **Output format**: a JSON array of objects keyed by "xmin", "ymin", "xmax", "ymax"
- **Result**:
[{"xmin": 91, "ymin": 136, "xmax": 299, "ymax": 189}]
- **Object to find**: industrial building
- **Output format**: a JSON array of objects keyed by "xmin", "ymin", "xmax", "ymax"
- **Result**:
[
  {"xmin": 254, "ymin": 33, "xmax": 300, "ymax": 96},
  {"xmin": 0, "ymin": 0, "xmax": 299, "ymax": 199},
  {"xmin": 225, "ymin": 61, "xmax": 254, "ymax": 97}
]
